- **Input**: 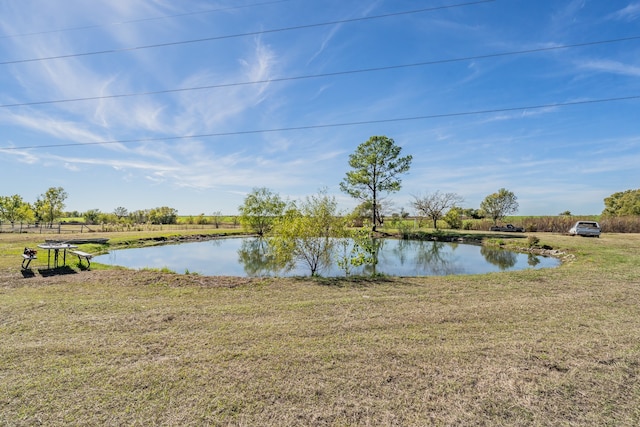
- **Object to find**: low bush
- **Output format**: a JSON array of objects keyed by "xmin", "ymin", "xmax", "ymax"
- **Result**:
[{"xmin": 527, "ymin": 235, "xmax": 540, "ymax": 247}]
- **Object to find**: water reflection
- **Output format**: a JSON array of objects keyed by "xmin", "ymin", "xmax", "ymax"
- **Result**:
[
  {"xmin": 357, "ymin": 237, "xmax": 384, "ymax": 277},
  {"xmin": 237, "ymin": 238, "xmax": 280, "ymax": 276},
  {"xmin": 92, "ymin": 237, "xmax": 560, "ymax": 277},
  {"xmin": 480, "ymin": 246, "xmax": 518, "ymax": 270},
  {"xmin": 388, "ymin": 239, "xmax": 461, "ymax": 275}
]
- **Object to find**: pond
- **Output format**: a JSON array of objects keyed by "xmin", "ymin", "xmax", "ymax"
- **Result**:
[{"xmin": 92, "ymin": 237, "xmax": 560, "ymax": 277}]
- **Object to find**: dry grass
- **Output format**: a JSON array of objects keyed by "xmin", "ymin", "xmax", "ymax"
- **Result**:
[{"xmin": 1, "ymin": 231, "xmax": 640, "ymax": 425}]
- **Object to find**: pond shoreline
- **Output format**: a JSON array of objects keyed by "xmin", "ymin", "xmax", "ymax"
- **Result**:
[
  {"xmin": 105, "ymin": 231, "xmax": 569, "ymax": 263},
  {"xmin": 376, "ymin": 231, "xmax": 570, "ymax": 262},
  {"xmin": 95, "ymin": 232, "xmax": 563, "ymax": 277}
]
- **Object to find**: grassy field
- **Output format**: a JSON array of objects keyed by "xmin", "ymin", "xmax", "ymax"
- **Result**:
[{"xmin": 1, "ymin": 230, "xmax": 639, "ymax": 426}]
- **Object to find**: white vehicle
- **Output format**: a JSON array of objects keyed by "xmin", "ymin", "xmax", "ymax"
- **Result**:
[{"xmin": 568, "ymin": 221, "xmax": 601, "ymax": 237}]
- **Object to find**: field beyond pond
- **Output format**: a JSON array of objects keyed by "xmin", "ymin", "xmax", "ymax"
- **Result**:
[{"xmin": 1, "ymin": 230, "xmax": 639, "ymax": 426}]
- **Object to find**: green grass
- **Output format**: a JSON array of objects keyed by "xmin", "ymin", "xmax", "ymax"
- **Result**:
[
  {"xmin": 1, "ymin": 230, "xmax": 640, "ymax": 425},
  {"xmin": 58, "ymin": 217, "xmax": 85, "ymax": 223}
]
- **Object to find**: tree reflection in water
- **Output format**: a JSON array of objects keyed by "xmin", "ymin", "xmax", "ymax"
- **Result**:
[
  {"xmin": 391, "ymin": 239, "xmax": 466, "ymax": 276},
  {"xmin": 236, "ymin": 238, "xmax": 282, "ymax": 276},
  {"xmin": 527, "ymin": 253, "xmax": 541, "ymax": 267},
  {"xmin": 234, "ymin": 237, "xmax": 557, "ymax": 277},
  {"xmin": 480, "ymin": 246, "xmax": 518, "ymax": 270},
  {"xmin": 94, "ymin": 237, "xmax": 559, "ymax": 276},
  {"xmin": 358, "ymin": 238, "xmax": 384, "ymax": 277}
]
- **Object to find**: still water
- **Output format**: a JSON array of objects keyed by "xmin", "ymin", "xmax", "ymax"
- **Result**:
[{"xmin": 92, "ymin": 237, "xmax": 560, "ymax": 277}]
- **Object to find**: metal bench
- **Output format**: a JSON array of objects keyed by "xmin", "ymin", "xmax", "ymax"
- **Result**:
[
  {"xmin": 21, "ymin": 253, "xmax": 37, "ymax": 269},
  {"xmin": 69, "ymin": 250, "xmax": 93, "ymax": 268}
]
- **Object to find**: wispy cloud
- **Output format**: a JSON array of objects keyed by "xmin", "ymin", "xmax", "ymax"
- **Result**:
[
  {"xmin": 171, "ymin": 38, "xmax": 278, "ymax": 134},
  {"xmin": 577, "ymin": 59, "xmax": 640, "ymax": 77},
  {"xmin": 2, "ymin": 111, "xmax": 107, "ymax": 144},
  {"xmin": 306, "ymin": 0, "xmax": 381, "ymax": 65},
  {"xmin": 306, "ymin": 25, "xmax": 343, "ymax": 66},
  {"xmin": 608, "ymin": 2, "xmax": 640, "ymax": 21},
  {"xmin": 550, "ymin": 0, "xmax": 586, "ymax": 26},
  {"xmin": 475, "ymin": 106, "xmax": 560, "ymax": 124},
  {"xmin": 0, "ymin": 147, "xmax": 40, "ymax": 165},
  {"xmin": 1, "ymin": 1, "xmax": 637, "ymax": 216}
]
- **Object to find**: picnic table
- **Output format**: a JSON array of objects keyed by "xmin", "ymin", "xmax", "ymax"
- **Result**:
[
  {"xmin": 37, "ymin": 243, "xmax": 77, "ymax": 269},
  {"xmin": 69, "ymin": 249, "xmax": 93, "ymax": 268}
]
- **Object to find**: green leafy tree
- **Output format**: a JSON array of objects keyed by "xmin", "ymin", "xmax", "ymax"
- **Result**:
[
  {"xmin": 148, "ymin": 206, "xmax": 178, "ymax": 224},
  {"xmin": 0, "ymin": 194, "xmax": 34, "ymax": 225},
  {"xmin": 336, "ymin": 225, "xmax": 380, "ymax": 276},
  {"xmin": 98, "ymin": 212, "xmax": 118, "ymax": 224},
  {"xmin": 462, "ymin": 208, "xmax": 483, "ymax": 219},
  {"xmin": 340, "ymin": 136, "xmax": 412, "ymax": 232},
  {"xmin": 37, "ymin": 187, "xmax": 68, "ymax": 226},
  {"xmin": 195, "ymin": 213, "xmax": 209, "ymax": 225},
  {"xmin": 480, "ymin": 188, "xmax": 519, "ymax": 225},
  {"xmin": 269, "ymin": 190, "xmax": 343, "ymax": 276},
  {"xmin": 113, "ymin": 207, "xmax": 128, "ymax": 221},
  {"xmin": 129, "ymin": 209, "xmax": 150, "ymax": 224},
  {"xmin": 238, "ymin": 187, "xmax": 286, "ymax": 236},
  {"xmin": 443, "ymin": 207, "xmax": 463, "ymax": 229},
  {"xmin": 346, "ymin": 202, "xmax": 372, "ymax": 227},
  {"xmin": 83, "ymin": 209, "xmax": 102, "ymax": 224},
  {"xmin": 603, "ymin": 189, "xmax": 640, "ymax": 216},
  {"xmin": 412, "ymin": 191, "xmax": 463, "ymax": 229}
]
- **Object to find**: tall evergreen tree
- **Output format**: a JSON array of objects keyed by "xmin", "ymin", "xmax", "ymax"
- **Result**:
[{"xmin": 340, "ymin": 136, "xmax": 412, "ymax": 231}]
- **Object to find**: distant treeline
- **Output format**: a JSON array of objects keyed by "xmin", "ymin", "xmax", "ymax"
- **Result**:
[{"xmin": 4, "ymin": 215, "xmax": 640, "ymax": 234}]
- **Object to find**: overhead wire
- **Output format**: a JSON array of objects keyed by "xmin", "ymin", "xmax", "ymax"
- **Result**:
[
  {"xmin": 0, "ymin": 0, "xmax": 496, "ymax": 66},
  {"xmin": 1, "ymin": 0, "xmax": 635, "ymax": 153},
  {"xmin": 1, "ymin": 35, "xmax": 638, "ymax": 109},
  {"xmin": 0, "ymin": 0, "xmax": 297, "ymax": 40},
  {"xmin": 2, "ymin": 95, "xmax": 638, "ymax": 150}
]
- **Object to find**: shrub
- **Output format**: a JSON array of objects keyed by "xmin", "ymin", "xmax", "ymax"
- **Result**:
[{"xmin": 443, "ymin": 208, "xmax": 463, "ymax": 230}]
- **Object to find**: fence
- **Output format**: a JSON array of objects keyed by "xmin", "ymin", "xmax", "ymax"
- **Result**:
[
  {"xmin": 0, "ymin": 222, "xmax": 92, "ymax": 234},
  {"xmin": 0, "ymin": 222, "xmax": 242, "ymax": 234}
]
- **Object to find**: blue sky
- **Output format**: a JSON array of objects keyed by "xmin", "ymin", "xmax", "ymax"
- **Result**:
[{"xmin": 1, "ymin": 0, "xmax": 638, "ymax": 217}]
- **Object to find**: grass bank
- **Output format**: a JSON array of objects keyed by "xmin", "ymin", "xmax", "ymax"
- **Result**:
[{"xmin": 1, "ymin": 231, "xmax": 639, "ymax": 425}]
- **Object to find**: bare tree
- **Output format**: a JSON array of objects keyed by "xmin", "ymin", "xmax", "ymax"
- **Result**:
[
  {"xmin": 412, "ymin": 191, "xmax": 464, "ymax": 229},
  {"xmin": 211, "ymin": 211, "xmax": 222, "ymax": 228}
]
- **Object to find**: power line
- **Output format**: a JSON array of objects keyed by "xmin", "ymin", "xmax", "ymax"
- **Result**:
[
  {"xmin": 0, "ymin": 0, "xmax": 496, "ymax": 66},
  {"xmin": 2, "ymin": 34, "xmax": 638, "ymax": 109},
  {"xmin": 2, "ymin": 95, "xmax": 638, "ymax": 151},
  {"xmin": 0, "ymin": 0, "xmax": 297, "ymax": 40}
]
